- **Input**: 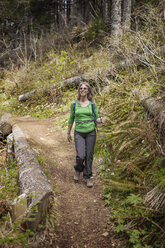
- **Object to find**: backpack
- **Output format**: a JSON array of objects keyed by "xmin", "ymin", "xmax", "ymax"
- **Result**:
[{"xmin": 73, "ymin": 100, "xmax": 97, "ymax": 127}]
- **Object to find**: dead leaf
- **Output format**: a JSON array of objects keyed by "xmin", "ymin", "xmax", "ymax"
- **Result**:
[{"xmin": 102, "ymin": 232, "xmax": 109, "ymax": 237}]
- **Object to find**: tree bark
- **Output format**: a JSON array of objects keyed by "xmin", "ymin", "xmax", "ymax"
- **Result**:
[
  {"xmin": 110, "ymin": 0, "xmax": 122, "ymax": 46},
  {"xmin": 6, "ymin": 133, "xmax": 14, "ymax": 163},
  {"xmin": 0, "ymin": 121, "xmax": 12, "ymax": 138},
  {"xmin": 58, "ymin": 0, "xmax": 66, "ymax": 28},
  {"xmin": 102, "ymin": 0, "xmax": 110, "ymax": 25},
  {"xmin": 70, "ymin": 0, "xmax": 78, "ymax": 24},
  {"xmin": 75, "ymin": 0, "xmax": 83, "ymax": 21},
  {"xmin": 54, "ymin": 0, "xmax": 59, "ymax": 30},
  {"xmin": 84, "ymin": 0, "xmax": 90, "ymax": 22},
  {"xmin": 18, "ymin": 90, "xmax": 36, "ymax": 102},
  {"xmin": 67, "ymin": 0, "xmax": 71, "ymax": 24},
  {"xmin": 0, "ymin": 113, "xmax": 12, "ymax": 138},
  {"xmin": 122, "ymin": 0, "xmax": 132, "ymax": 31}
]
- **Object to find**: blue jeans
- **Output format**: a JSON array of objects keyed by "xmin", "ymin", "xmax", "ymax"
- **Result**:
[{"xmin": 74, "ymin": 129, "xmax": 96, "ymax": 179}]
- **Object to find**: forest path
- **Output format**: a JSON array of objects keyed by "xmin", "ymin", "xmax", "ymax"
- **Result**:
[{"xmin": 10, "ymin": 115, "xmax": 121, "ymax": 248}]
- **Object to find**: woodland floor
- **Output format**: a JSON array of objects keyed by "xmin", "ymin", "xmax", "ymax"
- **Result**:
[{"xmin": 10, "ymin": 115, "xmax": 122, "ymax": 248}]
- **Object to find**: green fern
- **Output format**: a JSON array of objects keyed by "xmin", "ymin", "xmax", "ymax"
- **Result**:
[{"xmin": 103, "ymin": 179, "xmax": 146, "ymax": 192}]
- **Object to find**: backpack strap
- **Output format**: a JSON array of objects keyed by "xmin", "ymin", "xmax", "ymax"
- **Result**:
[
  {"xmin": 91, "ymin": 100, "xmax": 97, "ymax": 127},
  {"xmin": 73, "ymin": 100, "xmax": 76, "ymax": 117}
]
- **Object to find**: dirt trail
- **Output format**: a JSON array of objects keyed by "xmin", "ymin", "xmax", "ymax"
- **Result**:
[{"xmin": 10, "ymin": 115, "xmax": 121, "ymax": 248}]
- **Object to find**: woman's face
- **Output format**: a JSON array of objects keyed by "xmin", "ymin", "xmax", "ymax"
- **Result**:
[{"xmin": 79, "ymin": 84, "xmax": 89, "ymax": 97}]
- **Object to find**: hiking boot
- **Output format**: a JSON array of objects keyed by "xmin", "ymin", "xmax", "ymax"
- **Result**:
[
  {"xmin": 85, "ymin": 178, "xmax": 93, "ymax": 188},
  {"xmin": 74, "ymin": 170, "xmax": 80, "ymax": 182}
]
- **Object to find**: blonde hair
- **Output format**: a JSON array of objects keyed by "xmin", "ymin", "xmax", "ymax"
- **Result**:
[{"xmin": 77, "ymin": 82, "xmax": 94, "ymax": 100}]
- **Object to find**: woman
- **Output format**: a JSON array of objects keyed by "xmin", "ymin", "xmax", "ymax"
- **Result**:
[{"xmin": 67, "ymin": 82, "xmax": 104, "ymax": 188}]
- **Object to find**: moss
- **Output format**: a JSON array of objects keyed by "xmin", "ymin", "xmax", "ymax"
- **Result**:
[{"xmin": 0, "ymin": 160, "xmax": 19, "ymax": 201}]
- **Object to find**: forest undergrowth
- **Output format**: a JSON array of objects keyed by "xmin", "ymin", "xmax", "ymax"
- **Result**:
[{"xmin": 0, "ymin": 2, "xmax": 165, "ymax": 248}]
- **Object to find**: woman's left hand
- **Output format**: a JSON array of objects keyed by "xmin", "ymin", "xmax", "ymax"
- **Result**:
[{"xmin": 97, "ymin": 117, "xmax": 105, "ymax": 125}]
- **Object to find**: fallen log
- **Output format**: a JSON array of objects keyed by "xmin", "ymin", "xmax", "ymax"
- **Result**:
[
  {"xmin": 0, "ymin": 113, "xmax": 12, "ymax": 138},
  {"xmin": 18, "ymin": 90, "xmax": 36, "ymax": 102},
  {"xmin": 18, "ymin": 45, "xmax": 165, "ymax": 102},
  {"xmin": 134, "ymin": 88, "xmax": 165, "ymax": 143},
  {"xmin": 51, "ymin": 74, "xmax": 89, "ymax": 89},
  {"xmin": 18, "ymin": 74, "xmax": 88, "ymax": 102},
  {"xmin": 12, "ymin": 124, "xmax": 53, "ymax": 231},
  {"xmin": 0, "ymin": 113, "xmax": 12, "ymax": 122},
  {"xmin": 134, "ymin": 89, "xmax": 165, "ymax": 210}
]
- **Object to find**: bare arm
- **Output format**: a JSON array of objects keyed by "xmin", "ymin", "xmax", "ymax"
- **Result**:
[{"xmin": 67, "ymin": 124, "xmax": 73, "ymax": 142}]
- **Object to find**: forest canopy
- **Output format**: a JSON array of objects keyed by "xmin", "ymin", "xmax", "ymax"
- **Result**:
[{"xmin": 2, "ymin": 0, "xmax": 163, "ymax": 68}]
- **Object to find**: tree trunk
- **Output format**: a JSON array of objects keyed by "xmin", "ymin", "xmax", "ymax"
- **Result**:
[
  {"xmin": 122, "ymin": 0, "xmax": 132, "ymax": 31},
  {"xmin": 102, "ymin": 0, "xmax": 110, "ymax": 25},
  {"xmin": 110, "ymin": 0, "xmax": 122, "ymax": 46},
  {"xmin": 70, "ymin": 0, "xmax": 78, "ymax": 24},
  {"xmin": 76, "ymin": 0, "xmax": 83, "ymax": 21},
  {"xmin": 74, "ymin": 0, "xmax": 90, "ymax": 22},
  {"xmin": 84, "ymin": 0, "xmax": 90, "ymax": 22},
  {"xmin": 67, "ymin": 0, "xmax": 71, "ymax": 24},
  {"xmin": 54, "ymin": 0, "xmax": 59, "ymax": 30},
  {"xmin": 58, "ymin": 0, "xmax": 66, "ymax": 28}
]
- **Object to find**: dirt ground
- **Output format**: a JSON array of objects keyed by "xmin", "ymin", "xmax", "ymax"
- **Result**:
[{"xmin": 10, "ymin": 115, "xmax": 122, "ymax": 248}]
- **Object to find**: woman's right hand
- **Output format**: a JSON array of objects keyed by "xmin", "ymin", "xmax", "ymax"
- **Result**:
[
  {"xmin": 67, "ymin": 133, "xmax": 72, "ymax": 142},
  {"xmin": 100, "ymin": 117, "xmax": 106, "ymax": 125},
  {"xmin": 97, "ymin": 117, "xmax": 106, "ymax": 125}
]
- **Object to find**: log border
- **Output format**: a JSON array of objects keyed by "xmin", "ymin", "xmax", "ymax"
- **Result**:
[{"xmin": 1, "ymin": 114, "xmax": 54, "ymax": 231}]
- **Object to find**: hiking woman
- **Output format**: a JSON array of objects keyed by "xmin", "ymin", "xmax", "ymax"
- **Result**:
[{"xmin": 67, "ymin": 82, "xmax": 105, "ymax": 188}]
